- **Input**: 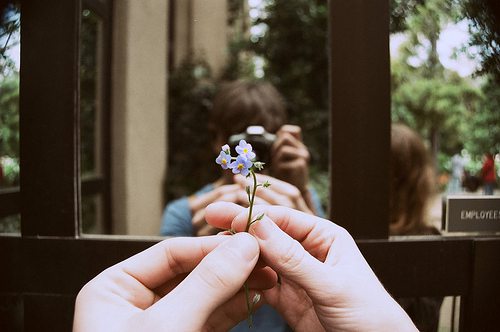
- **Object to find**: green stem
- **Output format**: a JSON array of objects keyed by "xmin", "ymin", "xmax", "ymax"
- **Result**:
[
  {"xmin": 243, "ymin": 169, "xmax": 258, "ymax": 328},
  {"xmin": 245, "ymin": 170, "xmax": 258, "ymax": 232},
  {"xmin": 244, "ymin": 282, "xmax": 253, "ymax": 327}
]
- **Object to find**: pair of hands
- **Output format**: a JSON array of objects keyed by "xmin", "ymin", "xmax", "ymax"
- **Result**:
[
  {"xmin": 191, "ymin": 173, "xmax": 314, "ymax": 236},
  {"xmin": 191, "ymin": 125, "xmax": 314, "ymax": 236},
  {"xmin": 74, "ymin": 203, "xmax": 417, "ymax": 332}
]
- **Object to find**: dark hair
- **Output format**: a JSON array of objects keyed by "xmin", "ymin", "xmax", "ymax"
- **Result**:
[
  {"xmin": 209, "ymin": 80, "xmax": 287, "ymax": 140},
  {"xmin": 390, "ymin": 124, "xmax": 437, "ymax": 235}
]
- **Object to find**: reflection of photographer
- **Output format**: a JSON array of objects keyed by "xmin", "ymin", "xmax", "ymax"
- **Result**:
[
  {"xmin": 228, "ymin": 124, "xmax": 311, "ymax": 195},
  {"xmin": 161, "ymin": 79, "xmax": 324, "ymax": 331},
  {"xmin": 161, "ymin": 79, "xmax": 323, "ymax": 236},
  {"xmin": 160, "ymin": 79, "xmax": 323, "ymax": 331}
]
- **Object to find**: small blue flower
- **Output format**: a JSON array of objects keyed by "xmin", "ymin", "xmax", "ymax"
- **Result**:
[
  {"xmin": 216, "ymin": 150, "xmax": 232, "ymax": 169},
  {"xmin": 221, "ymin": 144, "xmax": 230, "ymax": 154},
  {"xmin": 235, "ymin": 140, "xmax": 256, "ymax": 160},
  {"xmin": 230, "ymin": 155, "xmax": 253, "ymax": 176}
]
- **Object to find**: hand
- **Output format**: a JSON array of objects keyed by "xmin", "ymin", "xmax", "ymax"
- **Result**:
[
  {"xmin": 74, "ymin": 234, "xmax": 278, "ymax": 332},
  {"xmin": 271, "ymin": 125, "xmax": 310, "ymax": 194},
  {"xmin": 206, "ymin": 203, "xmax": 418, "ymax": 332},
  {"xmin": 233, "ymin": 173, "xmax": 314, "ymax": 215},
  {"xmin": 189, "ymin": 184, "xmax": 268, "ymax": 236}
]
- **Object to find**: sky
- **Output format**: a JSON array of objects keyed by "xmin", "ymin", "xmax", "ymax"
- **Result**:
[{"xmin": 390, "ymin": 19, "xmax": 481, "ymax": 77}]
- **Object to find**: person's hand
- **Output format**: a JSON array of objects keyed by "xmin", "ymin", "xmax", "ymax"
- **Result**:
[
  {"xmin": 234, "ymin": 173, "xmax": 314, "ymax": 215},
  {"xmin": 206, "ymin": 202, "xmax": 418, "ymax": 332},
  {"xmin": 271, "ymin": 125, "xmax": 310, "ymax": 194},
  {"xmin": 189, "ymin": 184, "xmax": 269, "ymax": 236},
  {"xmin": 74, "ymin": 233, "xmax": 278, "ymax": 332}
]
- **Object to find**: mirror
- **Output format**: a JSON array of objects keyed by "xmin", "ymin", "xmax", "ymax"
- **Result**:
[
  {"xmin": 78, "ymin": 0, "xmax": 499, "ymax": 239},
  {"xmin": 389, "ymin": 0, "xmax": 500, "ymax": 237},
  {"xmin": 79, "ymin": 0, "xmax": 330, "ymax": 236}
]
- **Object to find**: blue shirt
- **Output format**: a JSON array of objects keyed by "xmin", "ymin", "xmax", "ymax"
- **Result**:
[{"xmin": 161, "ymin": 184, "xmax": 325, "ymax": 237}]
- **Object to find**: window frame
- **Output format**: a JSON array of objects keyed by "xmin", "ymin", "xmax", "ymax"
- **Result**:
[{"xmin": 0, "ymin": 0, "xmax": 499, "ymax": 330}]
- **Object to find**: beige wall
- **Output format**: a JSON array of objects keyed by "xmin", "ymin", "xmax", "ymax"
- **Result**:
[
  {"xmin": 112, "ymin": 0, "xmax": 168, "ymax": 235},
  {"xmin": 173, "ymin": 0, "xmax": 228, "ymax": 77}
]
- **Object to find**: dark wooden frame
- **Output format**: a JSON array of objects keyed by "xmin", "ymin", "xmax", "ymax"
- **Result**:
[{"xmin": 0, "ymin": 0, "xmax": 499, "ymax": 330}]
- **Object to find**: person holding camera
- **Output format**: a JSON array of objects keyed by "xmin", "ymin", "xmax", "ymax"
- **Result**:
[
  {"xmin": 160, "ymin": 80, "xmax": 324, "ymax": 238},
  {"xmin": 160, "ymin": 79, "xmax": 324, "ymax": 332}
]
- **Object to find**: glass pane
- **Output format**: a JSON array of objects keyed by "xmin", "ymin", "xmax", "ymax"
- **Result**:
[
  {"xmin": 80, "ymin": 8, "xmax": 105, "ymax": 177},
  {"xmin": 164, "ymin": 0, "xmax": 329, "ymax": 236},
  {"xmin": 390, "ymin": 0, "xmax": 500, "ymax": 236},
  {"xmin": 80, "ymin": 8, "xmax": 108, "ymax": 234},
  {"xmin": 0, "ymin": 2, "xmax": 20, "ymax": 234},
  {"xmin": 0, "ymin": 3, "xmax": 20, "ymax": 190},
  {"xmin": 0, "ymin": 214, "xmax": 20, "ymax": 233},
  {"xmin": 81, "ymin": 194, "xmax": 105, "ymax": 234}
]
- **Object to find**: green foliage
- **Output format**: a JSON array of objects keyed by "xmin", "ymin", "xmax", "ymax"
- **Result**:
[
  {"xmin": 462, "ymin": 0, "xmax": 500, "ymax": 83},
  {"xmin": 392, "ymin": 72, "xmax": 482, "ymax": 155},
  {"xmin": 0, "ymin": 4, "xmax": 19, "ymax": 184},
  {"xmin": 390, "ymin": 0, "xmax": 498, "ymax": 173},
  {"xmin": 0, "ymin": 74, "xmax": 19, "ymax": 187},
  {"xmin": 464, "ymin": 76, "xmax": 500, "ymax": 155},
  {"xmin": 390, "ymin": 0, "xmax": 426, "ymax": 33},
  {"xmin": 0, "ymin": 2, "xmax": 20, "ymax": 77},
  {"xmin": 0, "ymin": 75, "xmax": 18, "ymax": 157}
]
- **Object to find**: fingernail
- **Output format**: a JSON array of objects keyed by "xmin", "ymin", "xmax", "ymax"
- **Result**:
[
  {"xmin": 226, "ymin": 233, "xmax": 258, "ymax": 261},
  {"xmin": 251, "ymin": 218, "xmax": 273, "ymax": 241}
]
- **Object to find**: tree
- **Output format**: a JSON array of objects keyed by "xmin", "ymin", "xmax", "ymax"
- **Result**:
[
  {"xmin": 462, "ymin": 0, "xmax": 500, "ymax": 83},
  {"xmin": 391, "ymin": 0, "xmax": 485, "ymax": 162},
  {"xmin": 392, "ymin": 71, "xmax": 482, "ymax": 158},
  {"xmin": 390, "ymin": 0, "xmax": 426, "ymax": 33},
  {"xmin": 464, "ymin": 76, "xmax": 500, "ymax": 155}
]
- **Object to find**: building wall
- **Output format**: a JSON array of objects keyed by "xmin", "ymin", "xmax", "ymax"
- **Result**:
[
  {"xmin": 111, "ymin": 0, "xmax": 168, "ymax": 235},
  {"xmin": 173, "ymin": 0, "xmax": 228, "ymax": 77}
]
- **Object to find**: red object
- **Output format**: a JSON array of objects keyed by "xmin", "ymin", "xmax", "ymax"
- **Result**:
[{"xmin": 481, "ymin": 154, "xmax": 496, "ymax": 183}]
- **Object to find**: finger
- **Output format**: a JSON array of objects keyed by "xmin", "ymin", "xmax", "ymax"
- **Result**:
[
  {"xmin": 206, "ymin": 201, "xmax": 245, "ymax": 229},
  {"xmin": 273, "ymin": 145, "xmax": 309, "ymax": 164},
  {"xmin": 153, "ymin": 264, "xmax": 277, "ymax": 299},
  {"xmin": 192, "ymin": 208, "xmax": 207, "ymax": 231},
  {"xmin": 204, "ymin": 289, "xmax": 266, "ymax": 331},
  {"xmin": 247, "ymin": 266, "xmax": 278, "ymax": 290},
  {"xmin": 218, "ymin": 191, "xmax": 251, "ymax": 207},
  {"xmin": 189, "ymin": 184, "xmax": 240, "ymax": 211},
  {"xmin": 273, "ymin": 158, "xmax": 308, "ymax": 174},
  {"xmin": 250, "ymin": 176, "xmax": 311, "ymax": 214},
  {"xmin": 196, "ymin": 224, "xmax": 220, "ymax": 236},
  {"xmin": 254, "ymin": 186, "xmax": 294, "ymax": 208},
  {"xmin": 275, "ymin": 128, "xmax": 303, "ymax": 150},
  {"xmin": 151, "ymin": 233, "xmax": 260, "ymax": 324},
  {"xmin": 206, "ymin": 203, "xmax": 336, "ymax": 260},
  {"xmin": 250, "ymin": 216, "xmax": 337, "ymax": 305},
  {"xmin": 277, "ymin": 124, "xmax": 302, "ymax": 141},
  {"xmin": 237, "ymin": 173, "xmax": 298, "ymax": 197},
  {"xmin": 117, "ymin": 236, "xmax": 230, "ymax": 291}
]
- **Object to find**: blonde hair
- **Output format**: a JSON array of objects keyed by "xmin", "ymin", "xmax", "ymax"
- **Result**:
[{"xmin": 390, "ymin": 124, "xmax": 437, "ymax": 235}]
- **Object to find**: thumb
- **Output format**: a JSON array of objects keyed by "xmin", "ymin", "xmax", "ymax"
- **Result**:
[
  {"xmin": 152, "ymin": 233, "xmax": 259, "ymax": 326},
  {"xmin": 251, "ymin": 217, "xmax": 330, "ymax": 300}
]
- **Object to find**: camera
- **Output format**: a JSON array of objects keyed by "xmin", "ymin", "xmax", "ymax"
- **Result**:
[{"xmin": 228, "ymin": 126, "xmax": 276, "ymax": 164}]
